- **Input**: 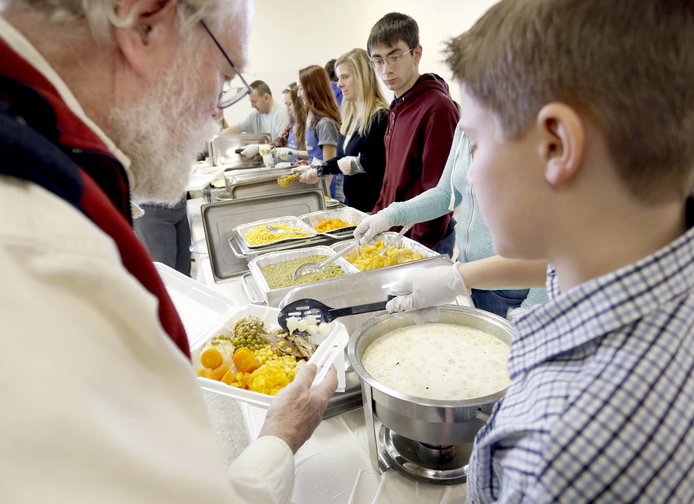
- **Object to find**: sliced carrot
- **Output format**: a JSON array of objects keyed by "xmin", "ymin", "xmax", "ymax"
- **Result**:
[
  {"xmin": 201, "ymin": 368, "xmax": 216, "ymax": 380},
  {"xmin": 200, "ymin": 348, "xmax": 223, "ymax": 369},
  {"xmin": 221, "ymin": 369, "xmax": 236, "ymax": 385},
  {"xmin": 212, "ymin": 364, "xmax": 230, "ymax": 380},
  {"xmin": 233, "ymin": 348, "xmax": 260, "ymax": 374}
]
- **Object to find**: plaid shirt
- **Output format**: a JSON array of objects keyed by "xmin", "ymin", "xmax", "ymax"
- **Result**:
[{"xmin": 467, "ymin": 224, "xmax": 694, "ymax": 503}]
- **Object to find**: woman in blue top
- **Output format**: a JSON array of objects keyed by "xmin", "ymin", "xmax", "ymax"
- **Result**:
[{"xmin": 355, "ymin": 122, "xmax": 548, "ymax": 318}]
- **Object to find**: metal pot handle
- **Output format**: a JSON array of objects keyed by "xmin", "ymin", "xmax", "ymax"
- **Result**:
[
  {"xmin": 240, "ymin": 272, "xmax": 265, "ymax": 305},
  {"xmin": 475, "ymin": 409, "xmax": 492, "ymax": 422}
]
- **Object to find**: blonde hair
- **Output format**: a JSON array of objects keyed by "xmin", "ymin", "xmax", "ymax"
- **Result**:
[
  {"xmin": 446, "ymin": 0, "xmax": 694, "ymax": 202},
  {"xmin": 335, "ymin": 48, "xmax": 388, "ymax": 137}
]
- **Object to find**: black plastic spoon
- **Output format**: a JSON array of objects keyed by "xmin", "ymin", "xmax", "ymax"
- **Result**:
[{"xmin": 278, "ymin": 298, "xmax": 389, "ymax": 332}]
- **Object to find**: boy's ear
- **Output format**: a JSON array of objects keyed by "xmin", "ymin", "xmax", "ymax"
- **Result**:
[
  {"xmin": 412, "ymin": 44, "xmax": 423, "ymax": 64},
  {"xmin": 112, "ymin": 0, "xmax": 179, "ymax": 77},
  {"xmin": 536, "ymin": 103, "xmax": 584, "ymax": 186}
]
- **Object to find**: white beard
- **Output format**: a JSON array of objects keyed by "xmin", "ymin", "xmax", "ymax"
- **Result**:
[{"xmin": 107, "ymin": 49, "xmax": 221, "ymax": 205}]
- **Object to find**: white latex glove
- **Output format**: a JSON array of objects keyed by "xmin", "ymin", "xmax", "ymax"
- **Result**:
[
  {"xmin": 240, "ymin": 144, "xmax": 260, "ymax": 158},
  {"xmin": 386, "ymin": 263, "xmax": 468, "ymax": 313},
  {"xmin": 262, "ymin": 154, "xmax": 275, "ymax": 169},
  {"xmin": 273, "ymin": 147, "xmax": 294, "ymax": 160},
  {"xmin": 337, "ymin": 156, "xmax": 365, "ymax": 175},
  {"xmin": 299, "ymin": 167, "xmax": 319, "ymax": 184},
  {"xmin": 274, "ymin": 162, "xmax": 293, "ymax": 169},
  {"xmin": 353, "ymin": 212, "xmax": 391, "ymax": 245}
]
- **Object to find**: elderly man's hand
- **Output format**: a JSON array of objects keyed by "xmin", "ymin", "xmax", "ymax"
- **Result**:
[{"xmin": 258, "ymin": 363, "xmax": 338, "ymax": 454}]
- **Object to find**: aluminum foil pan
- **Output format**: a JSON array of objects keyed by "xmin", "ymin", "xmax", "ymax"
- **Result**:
[
  {"xmin": 234, "ymin": 216, "xmax": 317, "ymax": 250},
  {"xmin": 248, "ymin": 246, "xmax": 361, "ymax": 301},
  {"xmin": 299, "ymin": 207, "xmax": 369, "ymax": 234},
  {"xmin": 332, "ymin": 232, "xmax": 438, "ymax": 272}
]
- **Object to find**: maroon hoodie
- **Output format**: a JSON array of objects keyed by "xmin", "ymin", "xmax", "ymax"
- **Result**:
[{"xmin": 373, "ymin": 73, "xmax": 459, "ymax": 249}]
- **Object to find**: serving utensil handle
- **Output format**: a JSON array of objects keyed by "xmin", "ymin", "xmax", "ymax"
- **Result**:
[
  {"xmin": 316, "ymin": 240, "xmax": 361, "ymax": 268},
  {"xmin": 328, "ymin": 300, "xmax": 389, "ymax": 319}
]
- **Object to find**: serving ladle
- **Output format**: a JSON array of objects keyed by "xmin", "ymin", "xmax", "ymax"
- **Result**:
[
  {"xmin": 278, "ymin": 298, "xmax": 389, "ymax": 332},
  {"xmin": 292, "ymin": 240, "xmax": 361, "ymax": 281}
]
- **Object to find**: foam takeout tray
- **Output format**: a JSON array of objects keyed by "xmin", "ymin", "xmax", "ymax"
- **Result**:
[{"xmin": 155, "ymin": 263, "xmax": 348, "ymax": 409}]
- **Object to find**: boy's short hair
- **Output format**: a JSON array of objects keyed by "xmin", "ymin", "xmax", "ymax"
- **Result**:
[
  {"xmin": 446, "ymin": 0, "xmax": 694, "ymax": 201},
  {"xmin": 367, "ymin": 12, "xmax": 419, "ymax": 55}
]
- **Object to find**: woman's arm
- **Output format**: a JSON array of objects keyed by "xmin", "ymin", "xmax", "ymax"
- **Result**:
[
  {"xmin": 321, "ymin": 144, "xmax": 337, "ymax": 161},
  {"xmin": 457, "ymin": 256, "xmax": 548, "ymax": 289},
  {"xmin": 382, "ymin": 126, "xmax": 467, "ymax": 227}
]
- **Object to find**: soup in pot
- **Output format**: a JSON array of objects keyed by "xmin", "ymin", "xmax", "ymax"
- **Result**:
[{"xmin": 362, "ymin": 323, "xmax": 510, "ymax": 401}]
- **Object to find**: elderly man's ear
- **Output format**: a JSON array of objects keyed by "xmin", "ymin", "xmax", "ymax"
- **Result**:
[{"xmin": 112, "ymin": 0, "xmax": 181, "ymax": 77}]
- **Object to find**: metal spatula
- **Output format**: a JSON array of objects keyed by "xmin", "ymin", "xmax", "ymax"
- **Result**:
[{"xmin": 278, "ymin": 298, "xmax": 388, "ymax": 332}]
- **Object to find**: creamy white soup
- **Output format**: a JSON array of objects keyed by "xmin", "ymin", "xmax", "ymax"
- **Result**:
[{"xmin": 362, "ymin": 323, "xmax": 510, "ymax": 401}]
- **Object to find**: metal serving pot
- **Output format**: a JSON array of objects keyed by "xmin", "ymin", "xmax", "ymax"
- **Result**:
[{"xmin": 348, "ymin": 305, "xmax": 513, "ymax": 446}]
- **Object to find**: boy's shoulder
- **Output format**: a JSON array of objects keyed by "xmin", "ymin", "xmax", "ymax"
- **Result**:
[{"xmin": 397, "ymin": 74, "xmax": 458, "ymax": 116}]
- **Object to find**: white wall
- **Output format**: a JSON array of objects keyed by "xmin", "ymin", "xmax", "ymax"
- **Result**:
[{"xmin": 223, "ymin": 0, "xmax": 498, "ymax": 127}]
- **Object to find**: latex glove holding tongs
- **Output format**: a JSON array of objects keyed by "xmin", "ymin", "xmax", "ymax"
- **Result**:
[{"xmin": 291, "ymin": 157, "xmax": 326, "ymax": 184}]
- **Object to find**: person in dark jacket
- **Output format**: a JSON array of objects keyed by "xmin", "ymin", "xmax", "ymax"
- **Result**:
[
  {"xmin": 295, "ymin": 48, "xmax": 388, "ymax": 213},
  {"xmin": 367, "ymin": 12, "xmax": 459, "ymax": 256}
]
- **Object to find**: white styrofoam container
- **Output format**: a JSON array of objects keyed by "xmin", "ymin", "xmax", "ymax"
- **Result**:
[{"xmin": 155, "ymin": 263, "xmax": 348, "ymax": 409}]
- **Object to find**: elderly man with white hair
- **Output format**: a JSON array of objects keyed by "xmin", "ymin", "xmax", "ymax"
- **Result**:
[{"xmin": 0, "ymin": 0, "xmax": 337, "ymax": 503}]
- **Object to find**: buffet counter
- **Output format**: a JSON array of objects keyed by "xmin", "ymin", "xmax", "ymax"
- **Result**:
[{"xmin": 185, "ymin": 198, "xmax": 469, "ymax": 503}]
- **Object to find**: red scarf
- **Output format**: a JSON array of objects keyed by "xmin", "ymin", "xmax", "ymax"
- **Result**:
[{"xmin": 0, "ymin": 39, "xmax": 190, "ymax": 358}]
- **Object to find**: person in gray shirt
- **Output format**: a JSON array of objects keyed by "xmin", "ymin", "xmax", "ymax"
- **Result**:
[{"xmin": 224, "ymin": 80, "xmax": 289, "ymax": 139}]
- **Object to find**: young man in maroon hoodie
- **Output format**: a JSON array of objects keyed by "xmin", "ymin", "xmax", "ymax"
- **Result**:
[{"xmin": 366, "ymin": 12, "xmax": 459, "ymax": 256}]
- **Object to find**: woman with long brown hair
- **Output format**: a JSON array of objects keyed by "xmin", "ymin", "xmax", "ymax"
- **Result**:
[{"xmin": 274, "ymin": 65, "xmax": 342, "ymax": 198}]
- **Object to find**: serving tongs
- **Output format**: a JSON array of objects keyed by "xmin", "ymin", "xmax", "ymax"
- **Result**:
[
  {"xmin": 276, "ymin": 173, "xmax": 300, "ymax": 187},
  {"xmin": 378, "ymin": 225, "xmax": 411, "ymax": 256},
  {"xmin": 292, "ymin": 240, "xmax": 361, "ymax": 281},
  {"xmin": 278, "ymin": 298, "xmax": 388, "ymax": 333}
]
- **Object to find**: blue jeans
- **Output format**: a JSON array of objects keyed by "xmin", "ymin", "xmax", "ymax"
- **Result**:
[
  {"xmin": 471, "ymin": 288, "xmax": 530, "ymax": 319},
  {"xmin": 432, "ymin": 218, "xmax": 457, "ymax": 258},
  {"xmin": 330, "ymin": 174, "xmax": 346, "ymax": 202},
  {"xmin": 433, "ymin": 232, "xmax": 456, "ymax": 258}
]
